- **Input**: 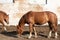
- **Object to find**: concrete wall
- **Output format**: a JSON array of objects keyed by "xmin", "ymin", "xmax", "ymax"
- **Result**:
[{"xmin": 0, "ymin": 0, "xmax": 60, "ymax": 25}]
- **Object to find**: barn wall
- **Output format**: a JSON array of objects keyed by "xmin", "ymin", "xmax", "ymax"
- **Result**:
[{"xmin": 0, "ymin": 0, "xmax": 60, "ymax": 25}]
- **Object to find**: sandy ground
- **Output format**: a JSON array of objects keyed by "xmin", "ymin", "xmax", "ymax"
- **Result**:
[{"xmin": 0, "ymin": 24, "xmax": 60, "ymax": 40}]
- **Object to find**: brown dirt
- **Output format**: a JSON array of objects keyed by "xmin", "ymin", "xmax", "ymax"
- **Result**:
[{"xmin": 0, "ymin": 25, "xmax": 60, "ymax": 40}]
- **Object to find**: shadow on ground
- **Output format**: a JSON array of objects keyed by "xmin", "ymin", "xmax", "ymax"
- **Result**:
[{"xmin": 1, "ymin": 31, "xmax": 18, "ymax": 38}]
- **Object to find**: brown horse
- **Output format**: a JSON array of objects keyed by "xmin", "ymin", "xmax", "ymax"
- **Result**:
[
  {"xmin": 17, "ymin": 11, "xmax": 58, "ymax": 38},
  {"xmin": 0, "ymin": 11, "xmax": 9, "ymax": 32}
]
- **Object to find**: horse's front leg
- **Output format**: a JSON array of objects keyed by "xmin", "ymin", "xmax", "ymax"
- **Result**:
[
  {"xmin": 33, "ymin": 27, "xmax": 37, "ymax": 38},
  {"xmin": 3, "ymin": 21, "xmax": 7, "ymax": 31},
  {"xmin": 1, "ymin": 21, "xmax": 7, "ymax": 32},
  {"xmin": 28, "ymin": 23, "xmax": 33, "ymax": 39}
]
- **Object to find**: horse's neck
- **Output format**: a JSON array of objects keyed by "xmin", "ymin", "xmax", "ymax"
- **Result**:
[
  {"xmin": 19, "ymin": 18, "xmax": 25, "ymax": 26},
  {"xmin": 19, "ymin": 21, "xmax": 25, "ymax": 26}
]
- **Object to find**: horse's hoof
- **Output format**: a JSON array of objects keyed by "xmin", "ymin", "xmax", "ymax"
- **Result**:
[
  {"xmin": 17, "ymin": 35, "xmax": 20, "ymax": 38},
  {"xmin": 48, "ymin": 36, "xmax": 51, "ymax": 38},
  {"xmin": 35, "ymin": 36, "xmax": 38, "ymax": 38},
  {"xmin": 28, "ymin": 36, "xmax": 31, "ymax": 39},
  {"xmin": 28, "ymin": 37, "xmax": 31, "ymax": 39},
  {"xmin": 55, "ymin": 36, "xmax": 57, "ymax": 39}
]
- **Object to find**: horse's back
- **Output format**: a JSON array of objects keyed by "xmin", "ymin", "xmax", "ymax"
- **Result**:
[
  {"xmin": 0, "ymin": 11, "xmax": 7, "ymax": 16},
  {"xmin": 27, "ymin": 11, "xmax": 57, "ymax": 20},
  {"xmin": 24, "ymin": 11, "xmax": 57, "ymax": 24}
]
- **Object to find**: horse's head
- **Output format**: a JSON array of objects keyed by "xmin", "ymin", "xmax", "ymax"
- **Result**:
[
  {"xmin": 17, "ymin": 16, "xmax": 25, "ymax": 36},
  {"xmin": 4, "ymin": 14, "xmax": 9, "ymax": 24},
  {"xmin": 17, "ymin": 25, "xmax": 23, "ymax": 36}
]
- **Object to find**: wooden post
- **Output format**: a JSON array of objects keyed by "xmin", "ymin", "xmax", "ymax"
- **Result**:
[{"xmin": 46, "ymin": 0, "xmax": 47, "ymax": 4}]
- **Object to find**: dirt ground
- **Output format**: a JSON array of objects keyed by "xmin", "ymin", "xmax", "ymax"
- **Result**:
[{"xmin": 0, "ymin": 24, "xmax": 60, "ymax": 40}]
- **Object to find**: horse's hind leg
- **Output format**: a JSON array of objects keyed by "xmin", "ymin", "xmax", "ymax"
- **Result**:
[
  {"xmin": 48, "ymin": 23, "xmax": 52, "ymax": 38},
  {"xmin": 53, "ymin": 24, "xmax": 58, "ymax": 38},
  {"xmin": 48, "ymin": 23, "xmax": 58, "ymax": 38}
]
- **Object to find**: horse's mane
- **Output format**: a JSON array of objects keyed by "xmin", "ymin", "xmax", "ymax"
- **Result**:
[{"xmin": 0, "ymin": 11, "xmax": 8, "ymax": 16}]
